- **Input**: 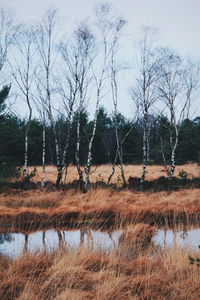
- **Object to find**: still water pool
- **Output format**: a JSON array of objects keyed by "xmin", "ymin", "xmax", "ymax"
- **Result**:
[{"xmin": 0, "ymin": 227, "xmax": 199, "ymax": 259}]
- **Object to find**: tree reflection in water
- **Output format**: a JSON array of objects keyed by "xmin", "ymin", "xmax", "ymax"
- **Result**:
[{"xmin": 0, "ymin": 233, "xmax": 13, "ymax": 244}]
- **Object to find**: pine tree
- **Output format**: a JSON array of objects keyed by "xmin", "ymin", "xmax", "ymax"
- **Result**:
[
  {"xmin": 0, "ymin": 85, "xmax": 19, "ymax": 180},
  {"xmin": 0, "ymin": 85, "xmax": 10, "ymax": 115}
]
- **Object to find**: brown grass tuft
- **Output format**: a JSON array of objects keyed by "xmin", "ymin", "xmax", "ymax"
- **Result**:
[
  {"xmin": 119, "ymin": 223, "xmax": 157, "ymax": 253},
  {"xmin": 0, "ymin": 243, "xmax": 199, "ymax": 300}
]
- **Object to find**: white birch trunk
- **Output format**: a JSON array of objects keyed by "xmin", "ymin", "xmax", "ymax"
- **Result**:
[
  {"xmin": 84, "ymin": 90, "xmax": 100, "ymax": 192},
  {"xmin": 169, "ymin": 122, "xmax": 179, "ymax": 179},
  {"xmin": 23, "ymin": 95, "xmax": 32, "ymax": 183},
  {"xmin": 61, "ymin": 110, "xmax": 73, "ymax": 167},
  {"xmin": 107, "ymin": 150, "xmax": 118, "ymax": 184},
  {"xmin": 75, "ymin": 113, "xmax": 84, "ymax": 186},
  {"xmin": 23, "ymin": 133, "xmax": 28, "ymax": 179},
  {"xmin": 141, "ymin": 111, "xmax": 148, "ymax": 186},
  {"xmin": 160, "ymin": 136, "xmax": 169, "ymax": 175},
  {"xmin": 41, "ymin": 122, "xmax": 46, "ymax": 188},
  {"xmin": 49, "ymin": 111, "xmax": 63, "ymax": 188},
  {"xmin": 119, "ymin": 142, "xmax": 126, "ymax": 186}
]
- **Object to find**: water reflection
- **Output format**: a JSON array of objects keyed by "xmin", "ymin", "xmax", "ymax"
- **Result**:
[
  {"xmin": 0, "ymin": 229, "xmax": 122, "ymax": 259},
  {"xmin": 0, "ymin": 227, "xmax": 199, "ymax": 259},
  {"xmin": 153, "ymin": 228, "xmax": 200, "ymax": 249},
  {"xmin": 0, "ymin": 233, "xmax": 13, "ymax": 244}
]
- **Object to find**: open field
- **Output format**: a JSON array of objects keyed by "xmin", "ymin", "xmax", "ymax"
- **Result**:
[
  {"xmin": 24, "ymin": 163, "xmax": 200, "ymax": 183},
  {"xmin": 1, "ymin": 164, "xmax": 200, "ymax": 299}
]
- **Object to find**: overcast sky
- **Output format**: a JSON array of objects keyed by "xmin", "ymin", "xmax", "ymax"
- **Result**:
[
  {"xmin": 1, "ymin": 0, "xmax": 200, "ymax": 118},
  {"xmin": 2, "ymin": 0, "xmax": 200, "ymax": 59}
]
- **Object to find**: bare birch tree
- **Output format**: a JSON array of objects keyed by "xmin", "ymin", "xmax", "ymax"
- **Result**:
[
  {"xmin": 34, "ymin": 98, "xmax": 47, "ymax": 188},
  {"xmin": 158, "ymin": 51, "xmax": 199, "ymax": 178},
  {"xmin": 74, "ymin": 24, "xmax": 94, "ymax": 188},
  {"xmin": 59, "ymin": 22, "xmax": 94, "ymax": 187},
  {"xmin": 0, "ymin": 8, "xmax": 19, "ymax": 71},
  {"xmin": 34, "ymin": 9, "xmax": 63, "ymax": 188},
  {"xmin": 131, "ymin": 27, "xmax": 161, "ymax": 186},
  {"xmin": 107, "ymin": 17, "xmax": 128, "ymax": 186},
  {"xmin": 84, "ymin": 2, "xmax": 120, "ymax": 191},
  {"xmin": 9, "ymin": 28, "xmax": 36, "ymax": 182},
  {"xmin": 183, "ymin": 60, "xmax": 200, "ymax": 120},
  {"xmin": 0, "ymin": 8, "xmax": 19, "ymax": 117},
  {"xmin": 54, "ymin": 57, "xmax": 77, "ymax": 183}
]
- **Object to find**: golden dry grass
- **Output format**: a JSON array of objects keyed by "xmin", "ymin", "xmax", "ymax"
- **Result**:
[
  {"xmin": 0, "ymin": 235, "xmax": 199, "ymax": 300},
  {"xmin": 21, "ymin": 163, "xmax": 200, "ymax": 183},
  {"xmin": 0, "ymin": 187, "xmax": 200, "ymax": 230},
  {"xmin": 119, "ymin": 223, "xmax": 157, "ymax": 249}
]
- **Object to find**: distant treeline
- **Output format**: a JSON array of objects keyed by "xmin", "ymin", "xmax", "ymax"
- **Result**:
[{"xmin": 1, "ymin": 106, "xmax": 200, "ymax": 168}]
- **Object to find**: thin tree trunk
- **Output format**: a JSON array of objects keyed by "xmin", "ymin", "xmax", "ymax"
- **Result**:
[
  {"xmin": 114, "ymin": 123, "xmax": 126, "ymax": 186},
  {"xmin": 160, "ymin": 136, "xmax": 169, "ymax": 175},
  {"xmin": 57, "ymin": 230, "xmax": 63, "ymax": 246},
  {"xmin": 48, "ymin": 111, "xmax": 63, "ymax": 188},
  {"xmin": 61, "ymin": 110, "xmax": 73, "ymax": 183},
  {"xmin": 42, "ymin": 231, "xmax": 46, "ymax": 251},
  {"xmin": 169, "ymin": 123, "xmax": 179, "ymax": 179},
  {"xmin": 141, "ymin": 111, "xmax": 148, "ymax": 187},
  {"xmin": 118, "ymin": 142, "xmax": 126, "ymax": 186},
  {"xmin": 23, "ymin": 133, "xmax": 29, "ymax": 179},
  {"xmin": 41, "ymin": 121, "xmax": 46, "ymax": 188},
  {"xmin": 52, "ymin": 119, "xmax": 62, "ymax": 188},
  {"xmin": 23, "ymin": 95, "xmax": 32, "ymax": 182},
  {"xmin": 75, "ymin": 113, "xmax": 84, "ymax": 187},
  {"xmin": 168, "ymin": 110, "xmax": 178, "ymax": 179},
  {"xmin": 84, "ymin": 89, "xmax": 100, "ymax": 192},
  {"xmin": 147, "ymin": 126, "xmax": 150, "ymax": 162},
  {"xmin": 55, "ymin": 141, "xmax": 63, "ymax": 188},
  {"xmin": 24, "ymin": 234, "xmax": 28, "ymax": 253},
  {"xmin": 107, "ymin": 150, "xmax": 118, "ymax": 184},
  {"xmin": 141, "ymin": 129, "xmax": 147, "ymax": 186}
]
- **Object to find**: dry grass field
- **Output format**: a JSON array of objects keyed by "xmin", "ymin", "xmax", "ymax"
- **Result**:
[
  {"xmin": 29, "ymin": 163, "xmax": 200, "ymax": 183},
  {"xmin": 0, "ymin": 164, "xmax": 200, "ymax": 231},
  {"xmin": 0, "ymin": 164, "xmax": 200, "ymax": 299},
  {"xmin": 0, "ymin": 186, "xmax": 200, "ymax": 231}
]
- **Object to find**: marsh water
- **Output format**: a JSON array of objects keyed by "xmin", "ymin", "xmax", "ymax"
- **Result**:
[
  {"xmin": 0, "ymin": 227, "xmax": 200, "ymax": 259},
  {"xmin": 0, "ymin": 229, "xmax": 122, "ymax": 258}
]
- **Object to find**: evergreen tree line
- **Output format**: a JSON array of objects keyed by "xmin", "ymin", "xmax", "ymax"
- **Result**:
[{"xmin": 1, "ymin": 106, "xmax": 200, "ymax": 172}]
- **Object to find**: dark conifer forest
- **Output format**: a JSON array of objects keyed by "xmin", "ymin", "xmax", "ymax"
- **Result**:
[{"xmin": 1, "ymin": 105, "xmax": 200, "ymax": 170}]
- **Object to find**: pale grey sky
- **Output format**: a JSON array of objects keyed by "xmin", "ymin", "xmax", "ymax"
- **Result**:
[
  {"xmin": 2, "ymin": 0, "xmax": 200, "ymax": 59},
  {"xmin": 1, "ymin": 0, "xmax": 200, "ymax": 118}
]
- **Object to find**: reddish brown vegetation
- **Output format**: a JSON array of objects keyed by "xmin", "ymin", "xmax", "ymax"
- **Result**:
[
  {"xmin": 0, "ymin": 188, "xmax": 200, "ymax": 230},
  {"xmin": 0, "ymin": 240, "xmax": 199, "ymax": 300},
  {"xmin": 119, "ymin": 223, "xmax": 157, "ymax": 252},
  {"xmin": 27, "ymin": 163, "xmax": 200, "ymax": 183}
]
